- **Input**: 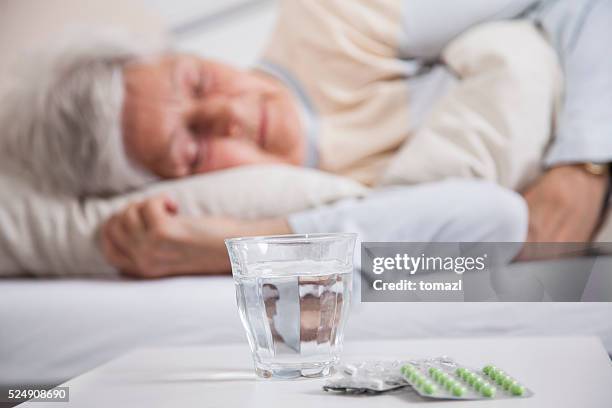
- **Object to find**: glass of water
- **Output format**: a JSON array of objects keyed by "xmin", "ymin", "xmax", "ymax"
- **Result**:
[{"xmin": 225, "ymin": 233, "xmax": 356, "ymax": 379}]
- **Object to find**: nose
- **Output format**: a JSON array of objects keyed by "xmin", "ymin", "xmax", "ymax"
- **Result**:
[{"xmin": 187, "ymin": 94, "xmax": 260, "ymax": 140}]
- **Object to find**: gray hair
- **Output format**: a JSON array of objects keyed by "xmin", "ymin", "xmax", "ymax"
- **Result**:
[{"xmin": 0, "ymin": 31, "xmax": 164, "ymax": 196}]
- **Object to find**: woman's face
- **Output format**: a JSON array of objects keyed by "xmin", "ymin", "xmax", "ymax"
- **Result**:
[{"xmin": 121, "ymin": 54, "xmax": 305, "ymax": 178}]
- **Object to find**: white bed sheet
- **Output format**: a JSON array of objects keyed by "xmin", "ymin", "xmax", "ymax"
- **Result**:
[{"xmin": 1, "ymin": 260, "xmax": 611, "ymax": 386}]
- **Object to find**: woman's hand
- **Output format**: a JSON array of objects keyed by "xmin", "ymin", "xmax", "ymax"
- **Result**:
[
  {"xmin": 522, "ymin": 165, "xmax": 609, "ymax": 242},
  {"xmin": 100, "ymin": 195, "xmax": 232, "ymax": 277},
  {"xmin": 99, "ymin": 195, "xmax": 292, "ymax": 278}
]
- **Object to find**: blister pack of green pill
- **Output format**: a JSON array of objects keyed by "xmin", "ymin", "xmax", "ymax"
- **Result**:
[
  {"xmin": 400, "ymin": 358, "xmax": 533, "ymax": 400},
  {"xmin": 323, "ymin": 357, "xmax": 533, "ymax": 401}
]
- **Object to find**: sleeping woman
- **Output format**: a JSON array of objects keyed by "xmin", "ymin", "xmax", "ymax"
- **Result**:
[{"xmin": 3, "ymin": 0, "xmax": 610, "ymax": 277}]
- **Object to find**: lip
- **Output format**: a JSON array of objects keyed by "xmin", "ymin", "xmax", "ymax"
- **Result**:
[{"xmin": 258, "ymin": 101, "xmax": 268, "ymax": 148}]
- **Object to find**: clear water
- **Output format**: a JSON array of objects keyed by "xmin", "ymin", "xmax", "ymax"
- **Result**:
[{"xmin": 234, "ymin": 260, "xmax": 352, "ymax": 378}]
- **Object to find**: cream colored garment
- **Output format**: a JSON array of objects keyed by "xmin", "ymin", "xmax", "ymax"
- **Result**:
[
  {"xmin": 262, "ymin": 2, "xmax": 561, "ymax": 189},
  {"xmin": 0, "ymin": 165, "xmax": 367, "ymax": 276},
  {"xmin": 262, "ymin": 0, "xmax": 411, "ymax": 184},
  {"xmin": 381, "ymin": 21, "xmax": 562, "ymax": 190}
]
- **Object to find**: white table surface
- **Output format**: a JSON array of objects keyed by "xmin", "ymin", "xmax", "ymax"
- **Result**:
[{"xmin": 19, "ymin": 337, "xmax": 612, "ymax": 408}]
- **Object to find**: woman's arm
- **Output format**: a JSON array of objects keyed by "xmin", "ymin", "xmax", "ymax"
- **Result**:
[
  {"xmin": 522, "ymin": 0, "xmax": 612, "ymax": 242},
  {"xmin": 100, "ymin": 180, "xmax": 528, "ymax": 278},
  {"xmin": 399, "ymin": 0, "xmax": 612, "ymax": 241},
  {"xmin": 287, "ymin": 180, "xmax": 527, "ymax": 243},
  {"xmin": 539, "ymin": 0, "xmax": 612, "ymax": 166}
]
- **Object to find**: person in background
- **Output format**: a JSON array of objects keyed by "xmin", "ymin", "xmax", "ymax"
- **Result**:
[{"xmin": 1, "ymin": 0, "xmax": 610, "ymax": 277}]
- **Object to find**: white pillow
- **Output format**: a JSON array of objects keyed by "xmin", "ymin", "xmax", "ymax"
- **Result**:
[{"xmin": 0, "ymin": 165, "xmax": 367, "ymax": 277}]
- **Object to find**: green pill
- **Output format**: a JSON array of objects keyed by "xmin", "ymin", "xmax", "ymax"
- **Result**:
[
  {"xmin": 452, "ymin": 385, "xmax": 466, "ymax": 397},
  {"xmin": 481, "ymin": 385, "xmax": 496, "ymax": 398},
  {"xmin": 483, "ymin": 365, "xmax": 495, "ymax": 375},
  {"xmin": 496, "ymin": 374, "xmax": 506, "ymax": 386},
  {"xmin": 446, "ymin": 380, "xmax": 456, "ymax": 391},
  {"xmin": 455, "ymin": 367, "xmax": 465, "ymax": 377},
  {"xmin": 423, "ymin": 383, "xmax": 437, "ymax": 395},
  {"xmin": 503, "ymin": 377, "xmax": 514, "ymax": 390},
  {"xmin": 429, "ymin": 367, "xmax": 437, "ymax": 376},
  {"xmin": 416, "ymin": 376, "xmax": 425, "ymax": 387},
  {"xmin": 473, "ymin": 379, "xmax": 485, "ymax": 391},
  {"xmin": 468, "ymin": 375, "xmax": 479, "ymax": 386},
  {"xmin": 510, "ymin": 384, "xmax": 524, "ymax": 396}
]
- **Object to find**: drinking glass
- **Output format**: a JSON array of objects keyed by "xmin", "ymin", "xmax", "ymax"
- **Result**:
[{"xmin": 225, "ymin": 233, "xmax": 356, "ymax": 379}]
